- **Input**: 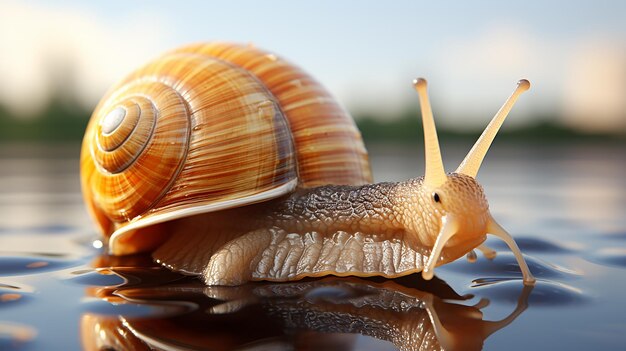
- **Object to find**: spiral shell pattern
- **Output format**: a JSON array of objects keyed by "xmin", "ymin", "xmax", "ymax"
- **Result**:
[
  {"xmin": 87, "ymin": 84, "xmax": 190, "ymax": 221},
  {"xmin": 81, "ymin": 42, "xmax": 372, "ymax": 254}
]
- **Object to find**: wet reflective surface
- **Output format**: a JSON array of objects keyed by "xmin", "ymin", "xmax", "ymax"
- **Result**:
[{"xmin": 1, "ymin": 141, "xmax": 625, "ymax": 350}]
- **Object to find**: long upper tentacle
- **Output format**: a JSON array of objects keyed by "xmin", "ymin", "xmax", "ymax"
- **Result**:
[
  {"xmin": 414, "ymin": 78, "xmax": 447, "ymax": 188},
  {"xmin": 456, "ymin": 79, "xmax": 530, "ymax": 177}
]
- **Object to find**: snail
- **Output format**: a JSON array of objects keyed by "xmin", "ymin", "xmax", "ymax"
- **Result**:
[{"xmin": 81, "ymin": 42, "xmax": 535, "ymax": 286}]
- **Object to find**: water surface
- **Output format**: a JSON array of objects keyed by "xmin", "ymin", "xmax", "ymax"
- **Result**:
[{"xmin": 0, "ymin": 141, "xmax": 625, "ymax": 350}]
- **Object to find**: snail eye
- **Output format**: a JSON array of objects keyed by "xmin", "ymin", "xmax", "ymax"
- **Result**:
[{"xmin": 433, "ymin": 192, "xmax": 441, "ymax": 203}]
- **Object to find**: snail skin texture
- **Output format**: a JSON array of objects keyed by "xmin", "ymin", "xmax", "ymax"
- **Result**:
[{"xmin": 81, "ymin": 42, "xmax": 535, "ymax": 286}]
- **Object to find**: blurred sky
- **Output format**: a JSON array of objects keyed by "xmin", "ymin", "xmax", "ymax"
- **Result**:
[{"xmin": 1, "ymin": 0, "xmax": 625, "ymax": 133}]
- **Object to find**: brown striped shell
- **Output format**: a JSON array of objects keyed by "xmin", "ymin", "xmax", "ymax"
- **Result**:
[{"xmin": 80, "ymin": 42, "xmax": 372, "ymax": 255}]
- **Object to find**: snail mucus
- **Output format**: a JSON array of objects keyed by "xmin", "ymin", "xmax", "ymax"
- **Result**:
[{"xmin": 81, "ymin": 42, "xmax": 535, "ymax": 286}]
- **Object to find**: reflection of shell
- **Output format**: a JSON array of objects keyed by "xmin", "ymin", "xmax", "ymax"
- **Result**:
[
  {"xmin": 80, "ymin": 43, "xmax": 372, "ymax": 253},
  {"xmin": 81, "ymin": 314, "xmax": 149, "ymax": 351}
]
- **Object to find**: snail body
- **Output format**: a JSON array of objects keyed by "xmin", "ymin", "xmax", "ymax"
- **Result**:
[{"xmin": 81, "ymin": 42, "xmax": 535, "ymax": 286}]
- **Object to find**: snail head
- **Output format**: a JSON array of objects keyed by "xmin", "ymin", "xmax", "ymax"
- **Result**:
[{"xmin": 408, "ymin": 78, "xmax": 534, "ymax": 284}]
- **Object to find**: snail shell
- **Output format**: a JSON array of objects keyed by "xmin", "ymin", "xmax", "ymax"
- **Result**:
[{"xmin": 81, "ymin": 42, "xmax": 372, "ymax": 255}]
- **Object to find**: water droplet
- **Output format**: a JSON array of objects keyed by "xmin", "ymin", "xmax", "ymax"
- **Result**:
[
  {"xmin": 92, "ymin": 240, "xmax": 103, "ymax": 249},
  {"xmin": 466, "ymin": 250, "xmax": 478, "ymax": 263}
]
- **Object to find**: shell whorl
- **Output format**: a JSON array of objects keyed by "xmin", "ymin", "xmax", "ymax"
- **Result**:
[
  {"xmin": 88, "ymin": 83, "xmax": 190, "ymax": 221},
  {"xmin": 173, "ymin": 43, "xmax": 372, "ymax": 187}
]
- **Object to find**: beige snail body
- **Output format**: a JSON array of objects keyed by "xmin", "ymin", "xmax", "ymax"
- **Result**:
[{"xmin": 80, "ymin": 42, "xmax": 535, "ymax": 286}]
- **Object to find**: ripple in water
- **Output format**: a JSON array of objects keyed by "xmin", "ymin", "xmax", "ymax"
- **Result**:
[
  {"xmin": 28, "ymin": 224, "xmax": 76, "ymax": 234},
  {"xmin": 600, "ymin": 231, "xmax": 626, "ymax": 241},
  {"xmin": 65, "ymin": 269, "xmax": 126, "ymax": 287},
  {"xmin": 1, "ymin": 281, "xmax": 35, "ymax": 309},
  {"xmin": 304, "ymin": 285, "xmax": 361, "ymax": 303},
  {"xmin": 586, "ymin": 248, "xmax": 626, "ymax": 268},
  {"xmin": 0, "ymin": 292, "xmax": 26, "ymax": 307},
  {"xmin": 470, "ymin": 278, "xmax": 589, "ymax": 307},
  {"xmin": 489, "ymin": 236, "xmax": 577, "ymax": 254},
  {"xmin": 79, "ymin": 298, "xmax": 189, "ymax": 318},
  {"xmin": 0, "ymin": 224, "xmax": 76, "ymax": 235},
  {"xmin": 0, "ymin": 282, "xmax": 33, "ymax": 292},
  {"xmin": 442, "ymin": 252, "xmax": 580, "ymax": 279},
  {"xmin": 0, "ymin": 283, "xmax": 32, "ymax": 308},
  {"xmin": 0, "ymin": 322, "xmax": 36, "ymax": 350},
  {"xmin": 0, "ymin": 256, "xmax": 81, "ymax": 276}
]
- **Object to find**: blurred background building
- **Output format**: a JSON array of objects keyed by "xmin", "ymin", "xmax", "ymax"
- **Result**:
[{"xmin": 0, "ymin": 0, "xmax": 625, "ymax": 143}]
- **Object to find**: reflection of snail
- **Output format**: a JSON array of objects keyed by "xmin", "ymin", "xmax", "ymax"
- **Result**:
[
  {"xmin": 81, "ymin": 42, "xmax": 534, "ymax": 285},
  {"xmin": 80, "ymin": 259, "xmax": 532, "ymax": 351}
]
